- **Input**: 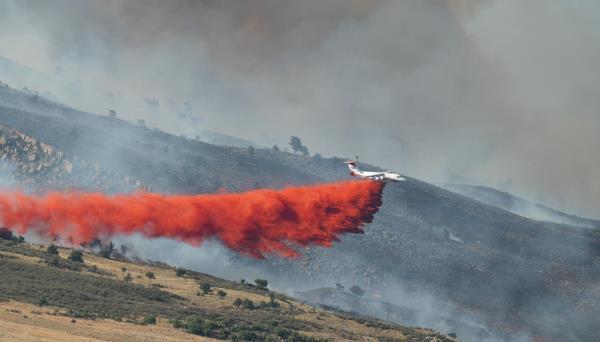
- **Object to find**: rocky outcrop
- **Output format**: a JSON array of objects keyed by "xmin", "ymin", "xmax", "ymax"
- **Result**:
[{"xmin": 0, "ymin": 125, "xmax": 146, "ymax": 193}]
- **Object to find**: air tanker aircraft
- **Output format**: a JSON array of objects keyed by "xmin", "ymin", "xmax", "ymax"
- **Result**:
[{"xmin": 344, "ymin": 160, "xmax": 406, "ymax": 182}]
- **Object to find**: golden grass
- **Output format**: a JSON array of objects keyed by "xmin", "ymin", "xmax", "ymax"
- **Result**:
[{"xmin": 0, "ymin": 301, "xmax": 215, "ymax": 342}]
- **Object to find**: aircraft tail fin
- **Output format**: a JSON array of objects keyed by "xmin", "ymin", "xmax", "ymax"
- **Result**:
[{"xmin": 344, "ymin": 160, "xmax": 360, "ymax": 174}]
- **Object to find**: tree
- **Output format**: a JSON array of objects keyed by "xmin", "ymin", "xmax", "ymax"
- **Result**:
[
  {"xmin": 124, "ymin": 273, "xmax": 133, "ymax": 282},
  {"xmin": 121, "ymin": 267, "xmax": 127, "ymax": 275},
  {"xmin": 289, "ymin": 136, "xmax": 309, "ymax": 156},
  {"xmin": 175, "ymin": 268, "xmax": 186, "ymax": 277},
  {"xmin": 272, "ymin": 145, "xmax": 280, "ymax": 152},
  {"xmin": 200, "ymin": 283, "xmax": 212, "ymax": 294},
  {"xmin": 145, "ymin": 271, "xmax": 156, "ymax": 280},
  {"xmin": 254, "ymin": 279, "xmax": 268, "ymax": 289},
  {"xmin": 247, "ymin": 145, "xmax": 255, "ymax": 156},
  {"xmin": 233, "ymin": 298, "xmax": 243, "ymax": 307},
  {"xmin": 68, "ymin": 250, "xmax": 84, "ymax": 263},
  {"xmin": 99, "ymin": 242, "xmax": 114, "ymax": 259},
  {"xmin": 39, "ymin": 297, "xmax": 48, "ymax": 307},
  {"xmin": 240, "ymin": 279, "xmax": 246, "ymax": 285},
  {"xmin": 217, "ymin": 290, "xmax": 227, "ymax": 299},
  {"xmin": 47, "ymin": 244, "xmax": 59, "ymax": 255},
  {"xmin": 349, "ymin": 285, "xmax": 365, "ymax": 297}
]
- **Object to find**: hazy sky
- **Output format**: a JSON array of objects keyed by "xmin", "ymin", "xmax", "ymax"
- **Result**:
[{"xmin": 0, "ymin": 0, "xmax": 598, "ymax": 218}]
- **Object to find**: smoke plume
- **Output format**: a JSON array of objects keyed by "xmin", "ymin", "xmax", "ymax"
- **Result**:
[{"xmin": 0, "ymin": 180, "xmax": 384, "ymax": 258}]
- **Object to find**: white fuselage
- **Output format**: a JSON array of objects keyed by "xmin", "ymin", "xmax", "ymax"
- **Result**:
[{"xmin": 345, "ymin": 161, "xmax": 405, "ymax": 182}]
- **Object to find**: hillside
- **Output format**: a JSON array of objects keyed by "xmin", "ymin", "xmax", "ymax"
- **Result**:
[
  {"xmin": 0, "ymin": 86, "xmax": 598, "ymax": 341},
  {"xmin": 443, "ymin": 183, "xmax": 600, "ymax": 229},
  {"xmin": 0, "ymin": 237, "xmax": 452, "ymax": 341}
]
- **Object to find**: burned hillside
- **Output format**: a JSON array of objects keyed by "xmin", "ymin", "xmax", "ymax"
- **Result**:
[{"xmin": 0, "ymin": 87, "xmax": 598, "ymax": 341}]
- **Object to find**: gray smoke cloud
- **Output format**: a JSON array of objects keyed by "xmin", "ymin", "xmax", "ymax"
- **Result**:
[{"xmin": 0, "ymin": 0, "xmax": 598, "ymax": 218}]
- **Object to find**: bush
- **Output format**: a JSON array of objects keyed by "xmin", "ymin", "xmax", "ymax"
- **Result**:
[
  {"xmin": 39, "ymin": 297, "xmax": 48, "ymax": 307},
  {"xmin": 47, "ymin": 244, "xmax": 59, "ymax": 255},
  {"xmin": 187, "ymin": 321, "xmax": 203, "ymax": 335},
  {"xmin": 217, "ymin": 290, "xmax": 227, "ymax": 299},
  {"xmin": 175, "ymin": 268, "xmax": 186, "ymax": 277},
  {"xmin": 242, "ymin": 298, "xmax": 255, "ymax": 310},
  {"xmin": 169, "ymin": 318, "xmax": 183, "ymax": 328},
  {"xmin": 200, "ymin": 283, "xmax": 211, "ymax": 294},
  {"xmin": 233, "ymin": 298, "xmax": 243, "ymax": 307},
  {"xmin": 143, "ymin": 314, "xmax": 156, "ymax": 325},
  {"xmin": 68, "ymin": 250, "xmax": 84, "ymax": 263},
  {"xmin": 124, "ymin": 273, "xmax": 133, "ymax": 282},
  {"xmin": 254, "ymin": 279, "xmax": 268, "ymax": 289},
  {"xmin": 145, "ymin": 271, "xmax": 156, "ymax": 280}
]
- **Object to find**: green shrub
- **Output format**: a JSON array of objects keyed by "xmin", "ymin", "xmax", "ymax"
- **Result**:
[
  {"xmin": 68, "ymin": 250, "xmax": 84, "ymax": 263},
  {"xmin": 175, "ymin": 268, "xmax": 186, "ymax": 277},
  {"xmin": 200, "ymin": 283, "xmax": 211, "ymax": 294},
  {"xmin": 233, "ymin": 298, "xmax": 243, "ymax": 307},
  {"xmin": 217, "ymin": 290, "xmax": 227, "ymax": 298},
  {"xmin": 47, "ymin": 245, "xmax": 59, "ymax": 255},
  {"xmin": 242, "ymin": 298, "xmax": 255, "ymax": 310},
  {"xmin": 169, "ymin": 318, "xmax": 183, "ymax": 328},
  {"xmin": 143, "ymin": 314, "xmax": 156, "ymax": 325}
]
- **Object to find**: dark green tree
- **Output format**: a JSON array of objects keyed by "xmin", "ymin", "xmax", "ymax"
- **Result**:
[
  {"xmin": 145, "ymin": 271, "xmax": 156, "ymax": 280},
  {"xmin": 289, "ymin": 136, "xmax": 309, "ymax": 156},
  {"xmin": 254, "ymin": 279, "xmax": 268, "ymax": 289}
]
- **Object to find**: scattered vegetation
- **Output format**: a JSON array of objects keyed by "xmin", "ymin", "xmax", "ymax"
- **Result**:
[{"xmin": 0, "ymin": 239, "xmax": 449, "ymax": 341}]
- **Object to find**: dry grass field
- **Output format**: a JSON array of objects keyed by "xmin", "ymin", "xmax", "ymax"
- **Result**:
[{"xmin": 0, "ymin": 239, "xmax": 453, "ymax": 341}]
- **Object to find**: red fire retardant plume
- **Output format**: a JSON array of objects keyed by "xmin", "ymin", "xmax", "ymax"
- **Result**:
[{"xmin": 0, "ymin": 181, "xmax": 384, "ymax": 258}]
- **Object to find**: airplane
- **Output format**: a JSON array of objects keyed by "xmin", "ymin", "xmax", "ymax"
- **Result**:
[{"xmin": 344, "ymin": 160, "xmax": 406, "ymax": 182}]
